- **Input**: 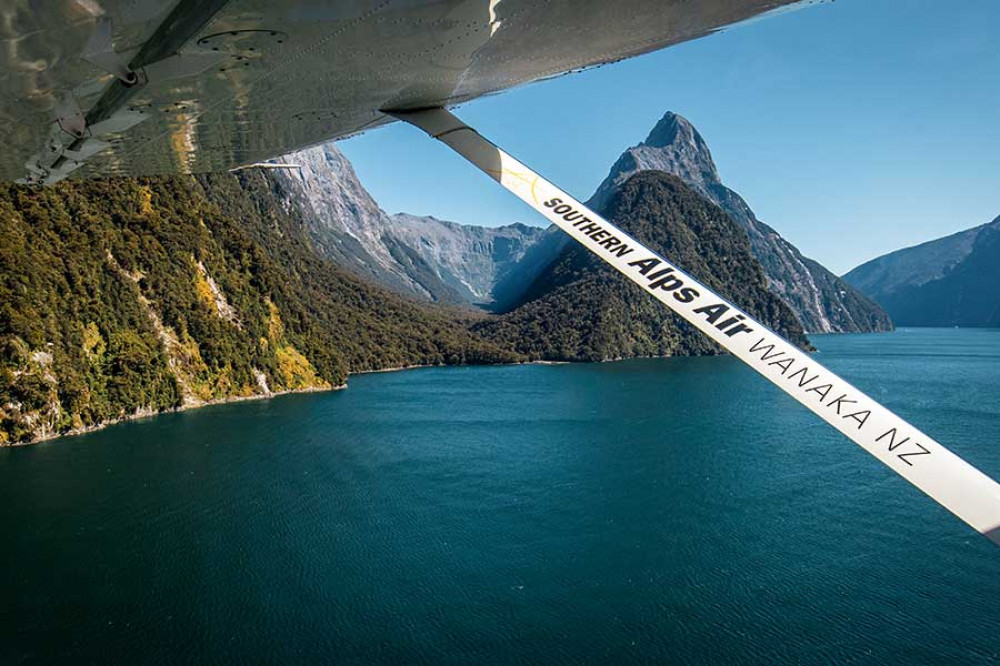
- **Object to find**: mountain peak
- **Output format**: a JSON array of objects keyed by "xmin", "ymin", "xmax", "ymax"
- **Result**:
[
  {"xmin": 586, "ymin": 109, "xmax": 892, "ymax": 334},
  {"xmin": 588, "ymin": 111, "xmax": 720, "ymax": 210},
  {"xmin": 644, "ymin": 112, "xmax": 696, "ymax": 147},
  {"xmin": 638, "ymin": 111, "xmax": 720, "ymax": 184}
]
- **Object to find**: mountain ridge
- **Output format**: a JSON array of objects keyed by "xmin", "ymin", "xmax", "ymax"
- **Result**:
[
  {"xmin": 270, "ymin": 112, "xmax": 889, "ymax": 336},
  {"xmin": 586, "ymin": 112, "xmax": 892, "ymax": 334},
  {"xmin": 844, "ymin": 215, "xmax": 1000, "ymax": 326},
  {"xmin": 387, "ymin": 213, "xmax": 546, "ymax": 304},
  {"xmin": 844, "ymin": 215, "xmax": 999, "ymax": 296}
]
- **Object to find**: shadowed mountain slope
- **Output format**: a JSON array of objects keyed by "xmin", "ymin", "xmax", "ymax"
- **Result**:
[
  {"xmin": 474, "ymin": 171, "xmax": 810, "ymax": 361},
  {"xmin": 845, "ymin": 215, "xmax": 1000, "ymax": 326}
]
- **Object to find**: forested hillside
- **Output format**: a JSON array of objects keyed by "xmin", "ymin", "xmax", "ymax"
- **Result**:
[
  {"xmin": 474, "ymin": 172, "xmax": 810, "ymax": 361},
  {"xmin": 2, "ymin": 167, "xmax": 826, "ymax": 445},
  {"xmin": 0, "ymin": 173, "xmax": 518, "ymax": 444}
]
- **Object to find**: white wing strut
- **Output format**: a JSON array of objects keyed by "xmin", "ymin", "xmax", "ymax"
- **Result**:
[{"xmin": 390, "ymin": 107, "xmax": 1000, "ymax": 547}]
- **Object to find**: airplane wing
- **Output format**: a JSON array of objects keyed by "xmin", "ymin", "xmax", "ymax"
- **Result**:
[{"xmin": 0, "ymin": 0, "xmax": 805, "ymax": 184}]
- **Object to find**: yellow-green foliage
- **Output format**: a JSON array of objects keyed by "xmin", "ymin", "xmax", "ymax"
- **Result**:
[
  {"xmin": 266, "ymin": 300, "xmax": 326, "ymax": 390},
  {"xmin": 193, "ymin": 263, "xmax": 216, "ymax": 312},
  {"xmin": 137, "ymin": 185, "xmax": 154, "ymax": 217},
  {"xmin": 266, "ymin": 300, "xmax": 284, "ymax": 341},
  {"xmin": 0, "ymin": 172, "xmax": 519, "ymax": 443},
  {"xmin": 176, "ymin": 331, "xmax": 215, "ymax": 402},
  {"xmin": 82, "ymin": 322, "xmax": 105, "ymax": 360},
  {"xmin": 275, "ymin": 344, "xmax": 329, "ymax": 390}
]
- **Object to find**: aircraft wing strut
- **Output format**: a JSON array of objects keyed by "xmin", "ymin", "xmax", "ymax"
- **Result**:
[{"xmin": 392, "ymin": 107, "xmax": 1000, "ymax": 547}]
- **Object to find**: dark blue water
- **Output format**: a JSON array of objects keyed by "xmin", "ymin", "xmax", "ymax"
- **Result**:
[{"xmin": 2, "ymin": 329, "xmax": 999, "ymax": 664}]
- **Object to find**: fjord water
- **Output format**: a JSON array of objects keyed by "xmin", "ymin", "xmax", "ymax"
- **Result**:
[{"xmin": 3, "ymin": 329, "xmax": 999, "ymax": 664}]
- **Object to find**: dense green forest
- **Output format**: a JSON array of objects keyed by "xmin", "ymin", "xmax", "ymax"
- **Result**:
[
  {"xmin": 0, "ymin": 172, "xmax": 518, "ymax": 444},
  {"xmin": 475, "ymin": 172, "xmax": 810, "ymax": 361},
  {"xmin": 0, "ymin": 168, "xmax": 817, "ymax": 445}
]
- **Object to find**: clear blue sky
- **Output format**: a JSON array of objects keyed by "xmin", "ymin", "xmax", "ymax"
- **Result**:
[{"xmin": 339, "ymin": 0, "xmax": 1000, "ymax": 275}]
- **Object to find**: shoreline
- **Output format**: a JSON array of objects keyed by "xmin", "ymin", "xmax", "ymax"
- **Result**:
[
  {"xmin": 5, "ymin": 383, "xmax": 346, "ymax": 449},
  {"xmin": 351, "ymin": 359, "xmax": 570, "ymax": 377},
  {"xmin": 5, "ymin": 359, "xmax": 584, "ymax": 448},
  {"xmin": 4, "ymin": 324, "xmax": 898, "ymax": 448},
  {"xmin": 1, "ymin": 344, "xmax": 831, "ymax": 448}
]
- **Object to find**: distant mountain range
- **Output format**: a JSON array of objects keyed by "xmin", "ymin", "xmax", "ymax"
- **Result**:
[
  {"xmin": 279, "ymin": 112, "xmax": 891, "ymax": 334},
  {"xmin": 844, "ymin": 215, "xmax": 1000, "ymax": 327}
]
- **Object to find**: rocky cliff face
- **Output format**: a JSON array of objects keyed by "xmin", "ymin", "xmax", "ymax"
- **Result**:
[
  {"xmin": 588, "ymin": 112, "xmax": 892, "ymax": 334},
  {"xmin": 270, "ymin": 143, "xmax": 441, "ymax": 299},
  {"xmin": 271, "ymin": 144, "xmax": 547, "ymax": 306},
  {"xmin": 386, "ymin": 214, "xmax": 546, "ymax": 305},
  {"xmin": 273, "ymin": 116, "xmax": 890, "ymax": 333},
  {"xmin": 475, "ymin": 171, "xmax": 810, "ymax": 361},
  {"xmin": 844, "ymin": 215, "xmax": 1000, "ymax": 326}
]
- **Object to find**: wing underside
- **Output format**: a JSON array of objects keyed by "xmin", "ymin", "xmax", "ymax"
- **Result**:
[{"xmin": 0, "ymin": 0, "xmax": 805, "ymax": 183}]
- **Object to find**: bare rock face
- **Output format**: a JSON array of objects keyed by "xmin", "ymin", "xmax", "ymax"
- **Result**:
[
  {"xmin": 270, "ymin": 143, "xmax": 439, "ymax": 299},
  {"xmin": 274, "ymin": 116, "xmax": 891, "ymax": 333},
  {"xmin": 386, "ymin": 214, "xmax": 546, "ymax": 305},
  {"xmin": 592, "ymin": 112, "xmax": 722, "ymax": 203},
  {"xmin": 588, "ymin": 112, "xmax": 892, "ymax": 334},
  {"xmin": 271, "ymin": 143, "xmax": 547, "ymax": 306}
]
